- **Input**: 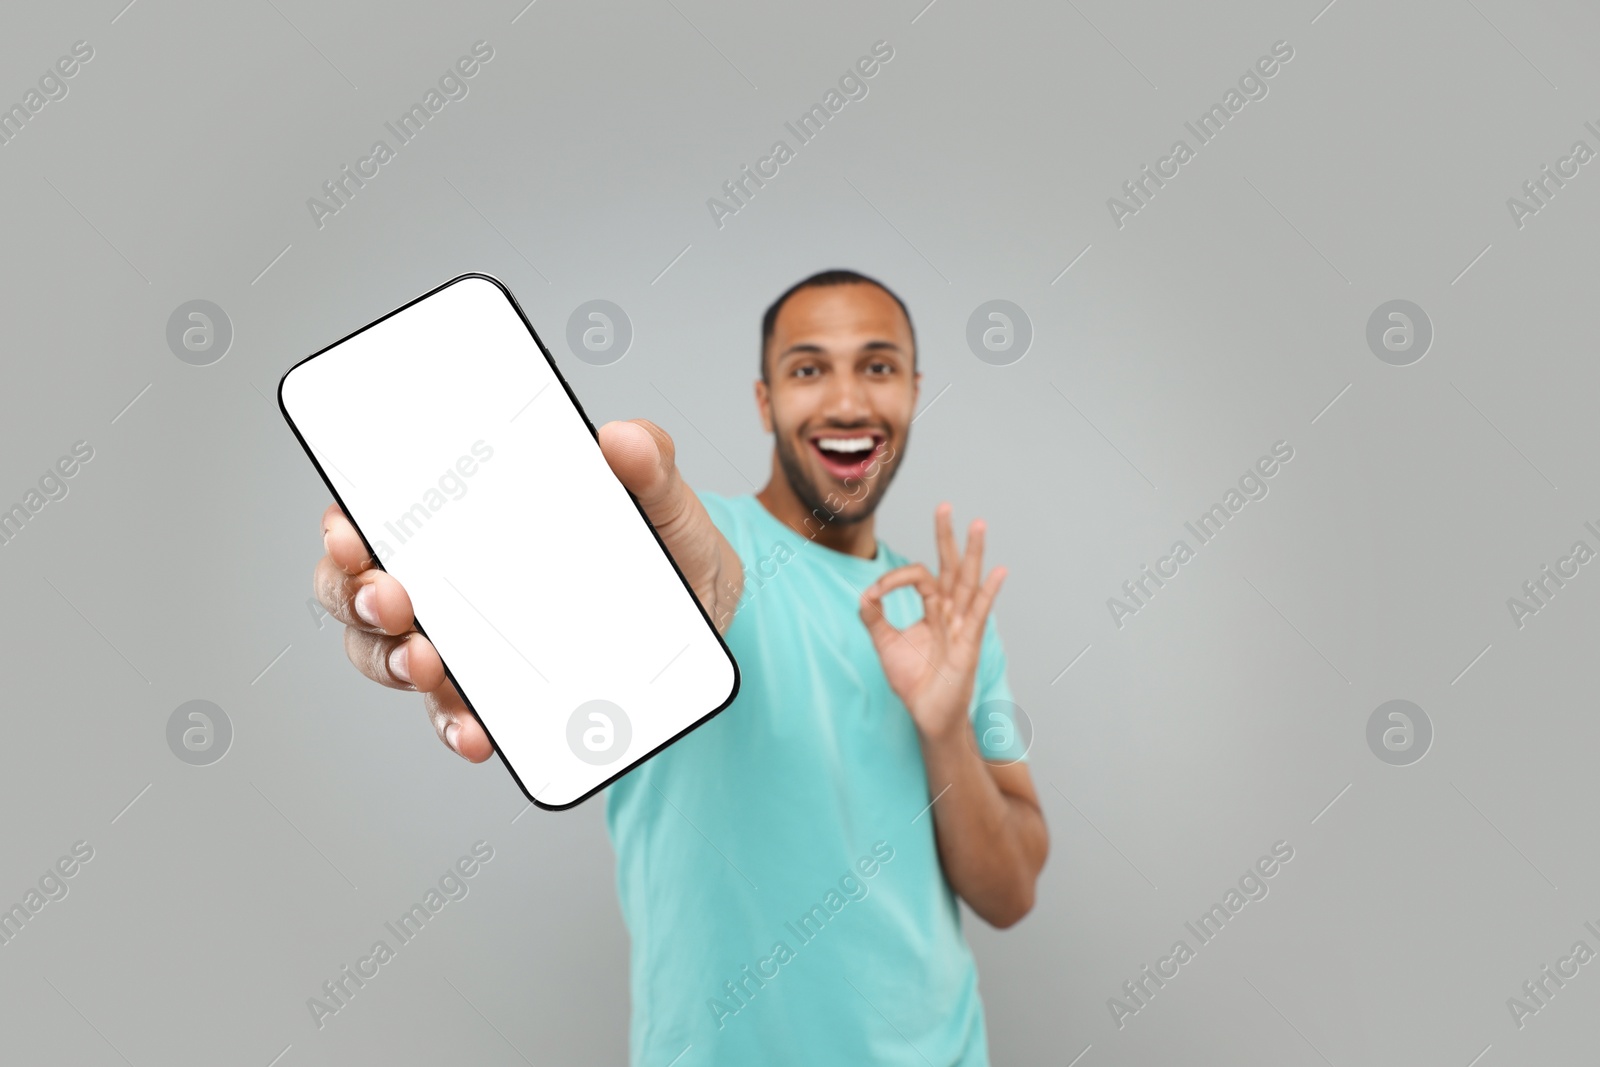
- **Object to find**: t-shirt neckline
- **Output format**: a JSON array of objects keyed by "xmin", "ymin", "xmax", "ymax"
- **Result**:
[{"xmin": 743, "ymin": 493, "xmax": 890, "ymax": 577}]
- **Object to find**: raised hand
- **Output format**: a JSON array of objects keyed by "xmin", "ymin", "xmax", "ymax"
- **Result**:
[{"xmin": 858, "ymin": 503, "xmax": 1007, "ymax": 742}]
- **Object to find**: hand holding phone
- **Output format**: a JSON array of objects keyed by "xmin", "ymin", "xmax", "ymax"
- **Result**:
[
  {"xmin": 286, "ymin": 275, "xmax": 743, "ymax": 808},
  {"xmin": 313, "ymin": 418, "xmax": 739, "ymax": 739}
]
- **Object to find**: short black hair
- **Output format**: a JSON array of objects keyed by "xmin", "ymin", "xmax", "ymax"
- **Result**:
[{"xmin": 760, "ymin": 269, "xmax": 916, "ymax": 383}]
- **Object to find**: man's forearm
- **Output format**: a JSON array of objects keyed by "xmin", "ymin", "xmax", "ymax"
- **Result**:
[{"xmin": 917, "ymin": 724, "xmax": 1048, "ymax": 927}]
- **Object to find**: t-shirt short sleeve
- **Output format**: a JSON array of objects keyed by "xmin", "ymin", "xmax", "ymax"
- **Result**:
[
  {"xmin": 694, "ymin": 489, "xmax": 763, "ymax": 630},
  {"xmin": 968, "ymin": 613, "xmax": 1028, "ymax": 763},
  {"xmin": 697, "ymin": 489, "xmax": 730, "ymax": 536}
]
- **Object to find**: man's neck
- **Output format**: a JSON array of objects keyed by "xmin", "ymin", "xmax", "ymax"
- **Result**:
[{"xmin": 756, "ymin": 475, "xmax": 877, "ymax": 560}]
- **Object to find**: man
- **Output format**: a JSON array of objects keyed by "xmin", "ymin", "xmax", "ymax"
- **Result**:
[{"xmin": 313, "ymin": 269, "xmax": 1049, "ymax": 1065}]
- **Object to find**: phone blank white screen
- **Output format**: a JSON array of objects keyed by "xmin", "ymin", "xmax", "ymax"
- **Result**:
[{"xmin": 280, "ymin": 275, "xmax": 737, "ymax": 807}]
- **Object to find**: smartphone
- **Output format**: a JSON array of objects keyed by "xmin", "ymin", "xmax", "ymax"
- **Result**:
[{"xmin": 278, "ymin": 273, "xmax": 740, "ymax": 809}]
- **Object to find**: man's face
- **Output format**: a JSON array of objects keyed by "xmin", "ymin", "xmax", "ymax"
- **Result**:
[{"xmin": 756, "ymin": 283, "xmax": 919, "ymax": 525}]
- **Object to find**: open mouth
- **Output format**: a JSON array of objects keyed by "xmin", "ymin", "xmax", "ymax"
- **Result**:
[{"xmin": 809, "ymin": 432, "xmax": 886, "ymax": 482}]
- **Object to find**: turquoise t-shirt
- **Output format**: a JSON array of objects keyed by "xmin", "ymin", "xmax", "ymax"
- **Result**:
[{"xmin": 605, "ymin": 491, "xmax": 1023, "ymax": 1067}]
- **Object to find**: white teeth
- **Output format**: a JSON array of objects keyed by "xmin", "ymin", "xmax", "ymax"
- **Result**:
[{"xmin": 816, "ymin": 436, "xmax": 876, "ymax": 453}]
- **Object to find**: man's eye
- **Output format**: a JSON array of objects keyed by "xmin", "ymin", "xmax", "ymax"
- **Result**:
[
  {"xmin": 868, "ymin": 362, "xmax": 894, "ymax": 375},
  {"xmin": 793, "ymin": 365, "xmax": 819, "ymax": 379}
]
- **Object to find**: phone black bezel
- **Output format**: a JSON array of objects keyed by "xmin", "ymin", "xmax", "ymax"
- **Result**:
[{"xmin": 277, "ymin": 271, "xmax": 742, "ymax": 812}]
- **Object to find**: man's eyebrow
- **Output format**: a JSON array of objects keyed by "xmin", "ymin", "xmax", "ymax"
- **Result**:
[{"xmin": 777, "ymin": 339, "xmax": 905, "ymax": 360}]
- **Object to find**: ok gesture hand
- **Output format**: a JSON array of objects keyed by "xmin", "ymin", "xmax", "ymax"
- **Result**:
[{"xmin": 859, "ymin": 503, "xmax": 1008, "ymax": 743}]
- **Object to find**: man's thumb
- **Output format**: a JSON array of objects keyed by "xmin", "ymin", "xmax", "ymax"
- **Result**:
[
  {"xmin": 596, "ymin": 418, "xmax": 742, "ymax": 629},
  {"xmin": 597, "ymin": 419, "xmax": 684, "ymax": 521}
]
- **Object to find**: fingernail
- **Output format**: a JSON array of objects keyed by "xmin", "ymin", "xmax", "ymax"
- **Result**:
[
  {"xmin": 445, "ymin": 721, "xmax": 461, "ymax": 753},
  {"xmin": 353, "ymin": 584, "xmax": 381, "ymax": 628},
  {"xmin": 388, "ymin": 639, "xmax": 411, "ymax": 683}
]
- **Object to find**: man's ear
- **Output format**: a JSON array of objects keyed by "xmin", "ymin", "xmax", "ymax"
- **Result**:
[{"xmin": 755, "ymin": 377, "xmax": 773, "ymax": 433}]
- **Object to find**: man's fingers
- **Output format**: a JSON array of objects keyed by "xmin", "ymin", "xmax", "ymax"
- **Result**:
[
  {"xmin": 954, "ymin": 518, "xmax": 987, "ymax": 614},
  {"xmin": 342, "ymin": 627, "xmax": 489, "ymax": 761},
  {"xmin": 315, "ymin": 503, "xmax": 492, "ymax": 765},
  {"xmin": 424, "ymin": 685, "xmax": 495, "ymax": 762},
  {"xmin": 858, "ymin": 586, "xmax": 903, "ymax": 646},
  {"xmin": 861, "ymin": 563, "xmax": 947, "ymax": 639},
  {"xmin": 934, "ymin": 503, "xmax": 959, "ymax": 598},
  {"xmin": 865, "ymin": 563, "xmax": 942, "ymax": 602},
  {"xmin": 343, "ymin": 628, "xmax": 448, "ymax": 692},
  {"xmin": 322, "ymin": 503, "xmax": 376, "ymax": 575},
  {"xmin": 315, "ymin": 555, "xmax": 415, "ymax": 635},
  {"xmin": 958, "ymin": 565, "xmax": 1008, "ymax": 639},
  {"xmin": 316, "ymin": 503, "xmax": 416, "ymax": 634}
]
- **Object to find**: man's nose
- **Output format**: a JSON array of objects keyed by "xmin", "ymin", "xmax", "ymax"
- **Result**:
[{"xmin": 822, "ymin": 370, "xmax": 871, "ymax": 419}]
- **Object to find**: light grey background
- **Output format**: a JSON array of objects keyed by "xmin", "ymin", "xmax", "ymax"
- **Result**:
[{"xmin": 2, "ymin": 0, "xmax": 1596, "ymax": 1064}]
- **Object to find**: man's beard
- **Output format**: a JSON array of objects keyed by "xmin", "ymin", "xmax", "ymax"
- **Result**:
[{"xmin": 773, "ymin": 427, "xmax": 904, "ymax": 528}]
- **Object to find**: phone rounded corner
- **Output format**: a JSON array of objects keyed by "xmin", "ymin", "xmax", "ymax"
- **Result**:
[
  {"xmin": 716, "ymin": 654, "xmax": 742, "ymax": 715},
  {"xmin": 524, "ymin": 779, "xmax": 589, "ymax": 813},
  {"xmin": 449, "ymin": 271, "xmax": 513, "ymax": 300},
  {"xmin": 275, "ymin": 365, "xmax": 298, "ymax": 421},
  {"xmin": 501, "ymin": 750, "xmax": 588, "ymax": 812}
]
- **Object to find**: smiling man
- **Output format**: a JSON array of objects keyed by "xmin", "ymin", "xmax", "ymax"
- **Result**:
[{"xmin": 313, "ymin": 269, "xmax": 1049, "ymax": 1066}]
